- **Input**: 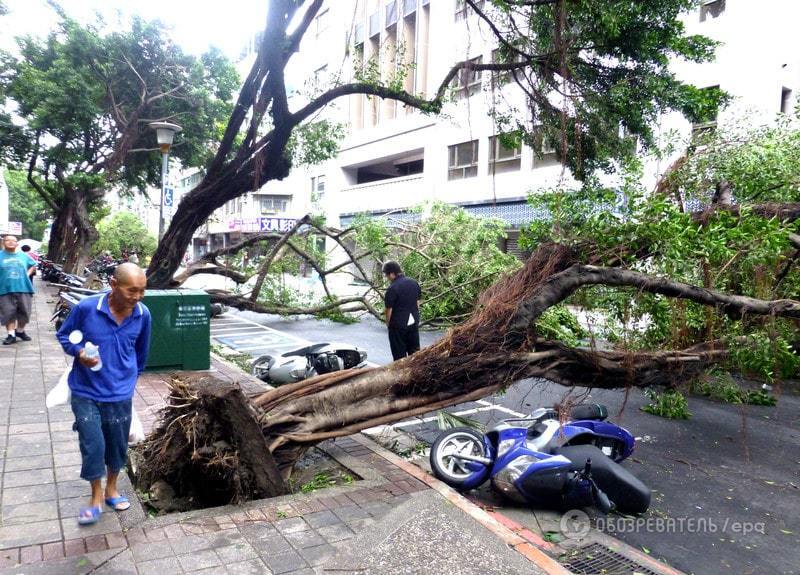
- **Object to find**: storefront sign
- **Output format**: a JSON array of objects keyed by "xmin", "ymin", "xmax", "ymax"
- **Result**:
[
  {"xmin": 1, "ymin": 221, "xmax": 22, "ymax": 235},
  {"xmin": 227, "ymin": 217, "xmax": 296, "ymax": 233}
]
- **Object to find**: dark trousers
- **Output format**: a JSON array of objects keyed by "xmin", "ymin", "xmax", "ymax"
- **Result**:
[{"xmin": 388, "ymin": 326, "xmax": 420, "ymax": 361}]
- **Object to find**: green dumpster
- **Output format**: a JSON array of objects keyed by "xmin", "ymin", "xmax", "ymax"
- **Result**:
[{"xmin": 142, "ymin": 289, "xmax": 210, "ymax": 371}]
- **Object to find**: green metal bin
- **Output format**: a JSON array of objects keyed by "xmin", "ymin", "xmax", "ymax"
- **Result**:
[{"xmin": 142, "ymin": 289, "xmax": 210, "ymax": 371}]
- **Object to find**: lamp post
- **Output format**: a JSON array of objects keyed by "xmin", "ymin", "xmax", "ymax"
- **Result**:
[{"xmin": 149, "ymin": 121, "xmax": 182, "ymax": 240}]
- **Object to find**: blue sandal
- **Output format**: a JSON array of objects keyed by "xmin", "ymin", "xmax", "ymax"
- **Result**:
[
  {"xmin": 104, "ymin": 496, "xmax": 131, "ymax": 511},
  {"xmin": 78, "ymin": 506, "xmax": 102, "ymax": 525}
]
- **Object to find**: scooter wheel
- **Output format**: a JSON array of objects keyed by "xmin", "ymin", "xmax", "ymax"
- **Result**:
[
  {"xmin": 251, "ymin": 355, "xmax": 274, "ymax": 381},
  {"xmin": 430, "ymin": 427, "xmax": 491, "ymax": 490}
]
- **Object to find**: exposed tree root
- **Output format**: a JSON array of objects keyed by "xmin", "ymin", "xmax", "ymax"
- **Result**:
[{"xmin": 133, "ymin": 376, "xmax": 285, "ymax": 508}]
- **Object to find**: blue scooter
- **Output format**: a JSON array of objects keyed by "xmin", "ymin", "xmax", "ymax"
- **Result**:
[{"xmin": 429, "ymin": 404, "xmax": 650, "ymax": 514}]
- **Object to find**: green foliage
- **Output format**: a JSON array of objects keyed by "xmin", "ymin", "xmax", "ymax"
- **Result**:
[
  {"xmin": 4, "ymin": 169, "xmax": 49, "ymax": 240},
  {"xmin": 316, "ymin": 296, "xmax": 359, "ymax": 324},
  {"xmin": 355, "ymin": 203, "xmax": 520, "ymax": 323},
  {"xmin": 287, "ymin": 120, "xmax": 345, "ymax": 167},
  {"xmin": 484, "ymin": 0, "xmax": 725, "ymax": 178},
  {"xmin": 436, "ymin": 411, "xmax": 484, "ymax": 432},
  {"xmin": 536, "ymin": 305, "xmax": 588, "ymax": 347},
  {"xmin": 520, "ymin": 116, "xmax": 800, "ymax": 382},
  {"xmin": 0, "ymin": 10, "xmax": 238, "ymax": 252},
  {"xmin": 641, "ymin": 389, "xmax": 691, "ymax": 419},
  {"xmin": 727, "ymin": 330, "xmax": 800, "ymax": 384},
  {"xmin": 696, "ymin": 370, "xmax": 777, "ymax": 406},
  {"xmin": 94, "ymin": 212, "xmax": 156, "ymax": 261},
  {"xmin": 300, "ymin": 472, "xmax": 337, "ymax": 493}
]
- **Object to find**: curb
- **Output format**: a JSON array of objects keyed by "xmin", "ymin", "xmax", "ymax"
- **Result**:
[
  {"xmin": 350, "ymin": 433, "xmax": 573, "ymax": 575},
  {"xmin": 350, "ymin": 432, "xmax": 686, "ymax": 575}
]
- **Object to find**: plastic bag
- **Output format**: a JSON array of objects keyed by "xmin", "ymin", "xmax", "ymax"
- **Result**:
[
  {"xmin": 129, "ymin": 407, "xmax": 145, "ymax": 444},
  {"xmin": 46, "ymin": 366, "xmax": 72, "ymax": 408}
]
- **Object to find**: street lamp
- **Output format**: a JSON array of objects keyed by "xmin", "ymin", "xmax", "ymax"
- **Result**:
[{"xmin": 149, "ymin": 121, "xmax": 182, "ymax": 240}]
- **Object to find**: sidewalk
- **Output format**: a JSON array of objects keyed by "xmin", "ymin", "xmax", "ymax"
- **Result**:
[{"xmin": 0, "ymin": 284, "xmax": 562, "ymax": 575}]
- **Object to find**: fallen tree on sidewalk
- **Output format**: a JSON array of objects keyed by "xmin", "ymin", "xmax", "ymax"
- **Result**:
[{"xmin": 135, "ymin": 242, "xmax": 800, "ymax": 504}]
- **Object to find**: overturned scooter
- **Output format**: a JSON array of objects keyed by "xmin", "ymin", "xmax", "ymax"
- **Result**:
[
  {"xmin": 429, "ymin": 404, "xmax": 650, "ymax": 514},
  {"xmin": 252, "ymin": 342, "xmax": 368, "ymax": 385}
]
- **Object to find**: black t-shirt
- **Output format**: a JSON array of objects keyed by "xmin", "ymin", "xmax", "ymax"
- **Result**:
[{"xmin": 384, "ymin": 275, "xmax": 421, "ymax": 329}]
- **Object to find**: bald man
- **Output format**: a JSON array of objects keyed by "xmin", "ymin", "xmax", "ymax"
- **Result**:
[{"xmin": 57, "ymin": 263, "xmax": 151, "ymax": 525}]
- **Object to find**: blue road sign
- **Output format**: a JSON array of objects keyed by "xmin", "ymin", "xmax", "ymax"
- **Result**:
[{"xmin": 163, "ymin": 187, "xmax": 174, "ymax": 207}]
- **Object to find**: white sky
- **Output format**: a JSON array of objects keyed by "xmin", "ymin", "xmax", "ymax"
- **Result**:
[{"xmin": 0, "ymin": 0, "xmax": 268, "ymax": 60}]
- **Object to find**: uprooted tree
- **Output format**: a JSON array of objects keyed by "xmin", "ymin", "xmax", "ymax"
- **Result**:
[
  {"xmin": 136, "ymin": 239, "xmax": 800, "ymax": 503},
  {"xmin": 132, "ymin": 0, "xmax": 800, "ymax": 504}
]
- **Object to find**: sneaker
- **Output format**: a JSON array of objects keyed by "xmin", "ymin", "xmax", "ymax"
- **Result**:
[
  {"xmin": 16, "ymin": 332, "xmax": 31, "ymax": 342},
  {"xmin": 2, "ymin": 335, "xmax": 16, "ymax": 345}
]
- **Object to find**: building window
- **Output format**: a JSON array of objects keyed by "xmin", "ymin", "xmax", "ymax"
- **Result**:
[
  {"xmin": 532, "ymin": 128, "xmax": 559, "ymax": 168},
  {"xmin": 455, "ymin": 0, "xmax": 485, "ymax": 21},
  {"xmin": 699, "ymin": 0, "xmax": 725, "ymax": 22},
  {"xmin": 313, "ymin": 65, "xmax": 327, "ymax": 87},
  {"xmin": 488, "ymin": 135, "xmax": 521, "ymax": 173},
  {"xmin": 314, "ymin": 8, "xmax": 329, "ymax": 39},
  {"xmin": 258, "ymin": 195, "xmax": 289, "ymax": 215},
  {"xmin": 448, "ymin": 140, "xmax": 479, "ymax": 180},
  {"xmin": 450, "ymin": 56, "xmax": 483, "ymax": 99},
  {"xmin": 311, "ymin": 175, "xmax": 326, "ymax": 201},
  {"xmin": 781, "ymin": 87, "xmax": 794, "ymax": 114}
]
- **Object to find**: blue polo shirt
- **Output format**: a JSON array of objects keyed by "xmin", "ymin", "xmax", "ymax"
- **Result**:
[
  {"xmin": 57, "ymin": 293, "xmax": 152, "ymax": 402},
  {"xmin": 0, "ymin": 251, "xmax": 36, "ymax": 295}
]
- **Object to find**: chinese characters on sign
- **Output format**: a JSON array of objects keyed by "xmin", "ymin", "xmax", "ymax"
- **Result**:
[
  {"xmin": 0, "ymin": 222, "xmax": 23, "ymax": 235},
  {"xmin": 174, "ymin": 304, "xmax": 209, "ymax": 327},
  {"xmin": 227, "ymin": 217, "xmax": 297, "ymax": 233}
]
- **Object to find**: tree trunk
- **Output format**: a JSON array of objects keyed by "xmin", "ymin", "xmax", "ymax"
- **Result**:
[
  {"xmin": 147, "ymin": 146, "xmax": 292, "ymax": 288},
  {"xmin": 46, "ymin": 190, "xmax": 99, "ymax": 273}
]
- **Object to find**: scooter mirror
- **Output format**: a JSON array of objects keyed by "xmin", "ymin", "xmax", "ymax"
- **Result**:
[{"xmin": 68, "ymin": 330, "xmax": 83, "ymax": 345}]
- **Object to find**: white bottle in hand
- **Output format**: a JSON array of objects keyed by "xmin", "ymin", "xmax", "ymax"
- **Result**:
[{"xmin": 83, "ymin": 342, "xmax": 103, "ymax": 372}]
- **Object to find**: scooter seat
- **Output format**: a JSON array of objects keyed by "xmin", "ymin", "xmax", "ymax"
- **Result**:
[
  {"xmin": 569, "ymin": 403, "xmax": 608, "ymax": 421},
  {"xmin": 555, "ymin": 445, "xmax": 650, "ymax": 514},
  {"xmin": 281, "ymin": 343, "xmax": 330, "ymax": 357}
]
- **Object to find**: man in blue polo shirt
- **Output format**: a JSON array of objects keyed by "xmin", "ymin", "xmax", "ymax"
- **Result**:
[{"xmin": 57, "ymin": 263, "xmax": 151, "ymax": 525}]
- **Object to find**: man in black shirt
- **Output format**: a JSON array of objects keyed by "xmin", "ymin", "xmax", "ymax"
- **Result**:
[{"xmin": 383, "ymin": 261, "xmax": 422, "ymax": 361}]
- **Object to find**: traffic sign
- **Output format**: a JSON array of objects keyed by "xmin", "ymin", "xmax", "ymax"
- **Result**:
[{"xmin": 163, "ymin": 187, "xmax": 174, "ymax": 207}]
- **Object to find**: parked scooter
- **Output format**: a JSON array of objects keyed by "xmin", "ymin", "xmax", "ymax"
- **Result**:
[
  {"xmin": 50, "ymin": 289, "xmax": 95, "ymax": 331},
  {"xmin": 251, "ymin": 343, "xmax": 368, "ymax": 385},
  {"xmin": 429, "ymin": 404, "xmax": 650, "ymax": 514}
]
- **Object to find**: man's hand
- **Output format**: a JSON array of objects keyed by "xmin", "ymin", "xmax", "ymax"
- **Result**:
[{"xmin": 78, "ymin": 348, "xmax": 99, "ymax": 369}]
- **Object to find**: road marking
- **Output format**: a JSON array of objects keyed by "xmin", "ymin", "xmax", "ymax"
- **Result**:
[
  {"xmin": 476, "ymin": 399, "xmax": 525, "ymax": 418},
  {"xmin": 211, "ymin": 325, "xmax": 268, "ymax": 332}
]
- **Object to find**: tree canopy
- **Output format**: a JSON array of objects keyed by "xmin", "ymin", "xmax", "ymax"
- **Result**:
[
  {"xmin": 94, "ymin": 211, "xmax": 157, "ymax": 262},
  {"xmin": 4, "ymin": 169, "xmax": 49, "ymax": 240},
  {"xmin": 145, "ymin": 0, "xmax": 724, "ymax": 286},
  {"xmin": 521, "ymin": 114, "xmax": 800, "ymax": 386},
  {"xmin": 0, "ymin": 8, "xmax": 239, "ymax": 269}
]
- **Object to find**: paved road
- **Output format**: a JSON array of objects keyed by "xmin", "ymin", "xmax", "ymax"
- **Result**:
[{"xmin": 213, "ymin": 311, "xmax": 800, "ymax": 575}]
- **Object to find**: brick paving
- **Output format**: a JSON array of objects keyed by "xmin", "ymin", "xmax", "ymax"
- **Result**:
[{"xmin": 0, "ymin": 283, "xmax": 555, "ymax": 575}]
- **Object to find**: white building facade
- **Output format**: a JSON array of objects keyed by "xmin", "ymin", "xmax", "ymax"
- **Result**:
[{"xmin": 187, "ymin": 0, "xmax": 800, "ymax": 263}]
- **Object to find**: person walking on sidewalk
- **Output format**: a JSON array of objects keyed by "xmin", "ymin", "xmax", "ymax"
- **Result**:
[
  {"xmin": 0, "ymin": 234, "xmax": 37, "ymax": 345},
  {"xmin": 56, "ymin": 263, "xmax": 151, "ymax": 525},
  {"xmin": 383, "ymin": 261, "xmax": 422, "ymax": 361}
]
